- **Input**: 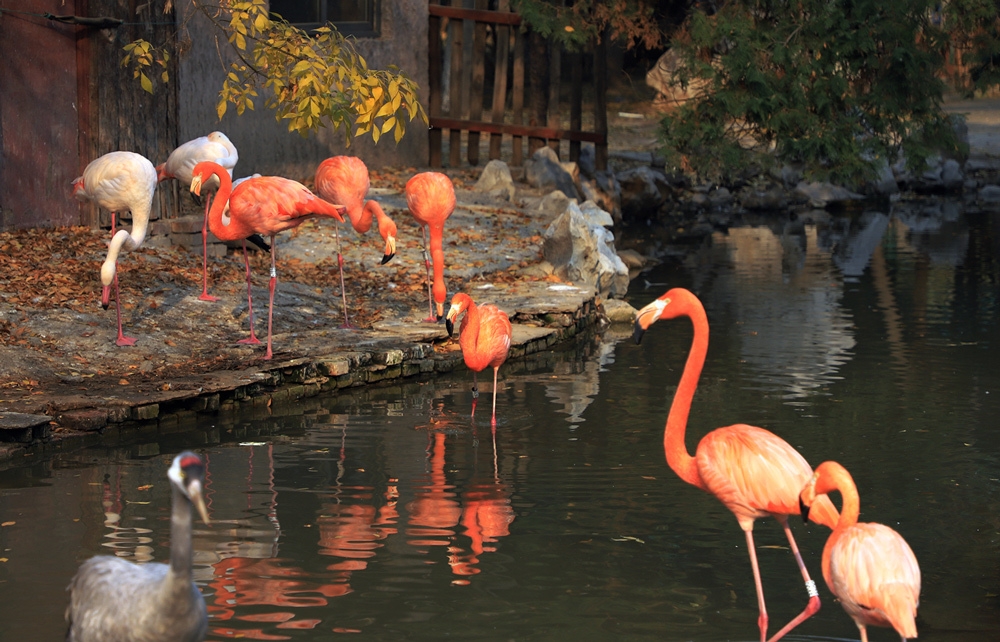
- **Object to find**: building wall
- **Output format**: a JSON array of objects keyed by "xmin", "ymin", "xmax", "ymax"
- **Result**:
[
  {"xmin": 0, "ymin": 1, "xmax": 82, "ymax": 229},
  {"xmin": 175, "ymin": 1, "xmax": 429, "ymax": 182}
]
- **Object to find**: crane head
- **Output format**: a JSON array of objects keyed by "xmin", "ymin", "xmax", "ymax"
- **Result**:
[{"xmin": 168, "ymin": 451, "xmax": 211, "ymax": 525}]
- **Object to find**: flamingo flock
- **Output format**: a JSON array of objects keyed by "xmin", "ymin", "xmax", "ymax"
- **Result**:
[
  {"xmin": 76, "ymin": 138, "xmax": 457, "ymax": 360},
  {"xmin": 71, "ymin": 141, "xmax": 923, "ymax": 642}
]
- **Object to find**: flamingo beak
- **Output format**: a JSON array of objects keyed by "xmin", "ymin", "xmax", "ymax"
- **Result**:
[
  {"xmin": 189, "ymin": 174, "xmax": 203, "ymax": 197},
  {"xmin": 381, "ymin": 236, "xmax": 396, "ymax": 265},
  {"xmin": 101, "ymin": 285, "xmax": 111, "ymax": 309},
  {"xmin": 446, "ymin": 305, "xmax": 459, "ymax": 337},
  {"xmin": 799, "ymin": 497, "xmax": 812, "ymax": 524},
  {"xmin": 436, "ymin": 302, "xmax": 445, "ymax": 322},
  {"xmin": 632, "ymin": 298, "xmax": 669, "ymax": 344}
]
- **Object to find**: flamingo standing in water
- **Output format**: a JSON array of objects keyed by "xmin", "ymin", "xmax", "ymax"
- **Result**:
[
  {"xmin": 157, "ymin": 131, "xmax": 239, "ymax": 301},
  {"xmin": 633, "ymin": 287, "xmax": 839, "ymax": 642},
  {"xmin": 73, "ymin": 151, "xmax": 157, "ymax": 347},
  {"xmin": 314, "ymin": 156, "xmax": 398, "ymax": 328},
  {"xmin": 446, "ymin": 292, "xmax": 512, "ymax": 427},
  {"xmin": 405, "ymin": 172, "xmax": 455, "ymax": 322},
  {"xmin": 800, "ymin": 461, "xmax": 921, "ymax": 642},
  {"xmin": 189, "ymin": 161, "xmax": 346, "ymax": 360},
  {"xmin": 65, "ymin": 451, "xmax": 211, "ymax": 642}
]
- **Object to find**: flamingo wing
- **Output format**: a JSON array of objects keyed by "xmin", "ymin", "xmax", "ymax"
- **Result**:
[
  {"xmin": 696, "ymin": 425, "xmax": 817, "ymax": 526},
  {"xmin": 827, "ymin": 522, "xmax": 920, "ymax": 636},
  {"xmin": 80, "ymin": 152, "xmax": 157, "ymax": 212},
  {"xmin": 230, "ymin": 176, "xmax": 344, "ymax": 236}
]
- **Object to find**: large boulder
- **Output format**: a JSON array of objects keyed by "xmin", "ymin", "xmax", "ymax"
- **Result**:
[
  {"xmin": 524, "ymin": 147, "xmax": 581, "ymax": 199},
  {"xmin": 542, "ymin": 201, "xmax": 630, "ymax": 298},
  {"xmin": 474, "ymin": 159, "xmax": 517, "ymax": 201},
  {"xmin": 617, "ymin": 165, "xmax": 671, "ymax": 220}
]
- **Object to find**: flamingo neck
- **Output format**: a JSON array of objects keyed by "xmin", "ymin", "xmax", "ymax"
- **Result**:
[
  {"xmin": 99, "ymin": 202, "xmax": 152, "ymax": 286},
  {"xmin": 205, "ymin": 168, "xmax": 248, "ymax": 241},
  {"xmin": 816, "ymin": 463, "xmax": 861, "ymax": 530},
  {"xmin": 461, "ymin": 299, "xmax": 481, "ymax": 345},
  {"xmin": 664, "ymin": 304, "xmax": 709, "ymax": 490},
  {"xmin": 368, "ymin": 200, "xmax": 394, "ymax": 239},
  {"xmin": 429, "ymin": 224, "xmax": 447, "ymax": 312}
]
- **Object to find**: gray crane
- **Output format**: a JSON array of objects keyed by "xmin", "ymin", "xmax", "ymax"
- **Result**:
[{"xmin": 65, "ymin": 451, "xmax": 212, "ymax": 642}]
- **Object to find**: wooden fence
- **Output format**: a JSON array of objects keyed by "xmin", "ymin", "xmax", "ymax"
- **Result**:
[{"xmin": 426, "ymin": 2, "xmax": 608, "ymax": 170}]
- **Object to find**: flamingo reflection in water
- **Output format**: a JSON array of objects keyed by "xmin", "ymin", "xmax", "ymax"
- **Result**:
[
  {"xmin": 206, "ymin": 445, "xmax": 351, "ymax": 637},
  {"xmin": 408, "ymin": 415, "xmax": 514, "ymax": 582}
]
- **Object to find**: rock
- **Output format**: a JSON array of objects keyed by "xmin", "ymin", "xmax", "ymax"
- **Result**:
[
  {"xmin": 707, "ymin": 186, "xmax": 733, "ymax": 208},
  {"xmin": 542, "ymin": 201, "xmax": 630, "ymax": 298},
  {"xmin": 578, "ymin": 200, "xmax": 614, "ymax": 228},
  {"xmin": 793, "ymin": 181, "xmax": 865, "ymax": 208},
  {"xmin": 474, "ymin": 159, "xmax": 517, "ymax": 201},
  {"xmin": 870, "ymin": 158, "xmax": 899, "ymax": 195},
  {"xmin": 941, "ymin": 159, "xmax": 964, "ymax": 190},
  {"xmin": 580, "ymin": 171, "xmax": 622, "ymax": 224},
  {"xmin": 578, "ymin": 144, "xmax": 596, "ymax": 177},
  {"xmin": 524, "ymin": 147, "xmax": 581, "ymax": 199},
  {"xmin": 739, "ymin": 184, "xmax": 788, "ymax": 210},
  {"xmin": 617, "ymin": 165, "xmax": 671, "ymax": 220},
  {"xmin": 538, "ymin": 190, "xmax": 572, "ymax": 217},
  {"xmin": 616, "ymin": 249, "xmax": 646, "ymax": 270},
  {"xmin": 979, "ymin": 185, "xmax": 1000, "ymax": 202},
  {"xmin": 602, "ymin": 298, "xmax": 638, "ymax": 323}
]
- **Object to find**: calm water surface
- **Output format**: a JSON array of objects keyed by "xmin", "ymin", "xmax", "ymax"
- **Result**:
[{"xmin": 1, "ymin": 198, "xmax": 998, "ymax": 640}]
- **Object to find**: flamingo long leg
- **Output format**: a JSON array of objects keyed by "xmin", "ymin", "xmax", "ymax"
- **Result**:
[
  {"xmin": 744, "ymin": 529, "xmax": 769, "ymax": 642},
  {"xmin": 421, "ymin": 224, "xmax": 435, "ymax": 323},
  {"xmin": 765, "ymin": 517, "xmax": 821, "ymax": 642},
  {"xmin": 237, "ymin": 239, "xmax": 261, "ymax": 345},
  {"xmin": 333, "ymin": 223, "xmax": 353, "ymax": 329},
  {"xmin": 491, "ymin": 365, "xmax": 500, "ymax": 427},
  {"xmin": 264, "ymin": 235, "xmax": 277, "ymax": 360},
  {"xmin": 199, "ymin": 193, "xmax": 218, "ymax": 302},
  {"xmin": 108, "ymin": 211, "xmax": 136, "ymax": 346}
]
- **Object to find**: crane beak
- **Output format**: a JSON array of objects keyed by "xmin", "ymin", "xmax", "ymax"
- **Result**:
[{"xmin": 189, "ymin": 479, "xmax": 211, "ymax": 526}]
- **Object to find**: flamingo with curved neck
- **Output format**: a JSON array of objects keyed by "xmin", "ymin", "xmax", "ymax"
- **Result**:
[
  {"xmin": 314, "ymin": 156, "xmax": 398, "ymax": 328},
  {"xmin": 73, "ymin": 151, "xmax": 157, "ymax": 347},
  {"xmin": 190, "ymin": 161, "xmax": 346, "ymax": 359},
  {"xmin": 633, "ymin": 287, "xmax": 839, "ymax": 642},
  {"xmin": 446, "ymin": 292, "xmax": 512, "ymax": 426},
  {"xmin": 405, "ymin": 172, "xmax": 455, "ymax": 322},
  {"xmin": 801, "ymin": 461, "xmax": 921, "ymax": 641}
]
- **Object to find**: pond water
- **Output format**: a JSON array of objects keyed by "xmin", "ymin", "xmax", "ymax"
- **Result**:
[{"xmin": 1, "ymin": 197, "xmax": 999, "ymax": 641}]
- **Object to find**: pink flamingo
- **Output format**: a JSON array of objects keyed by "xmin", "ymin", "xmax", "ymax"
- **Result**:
[
  {"xmin": 633, "ymin": 287, "xmax": 839, "ymax": 642},
  {"xmin": 405, "ymin": 172, "xmax": 455, "ymax": 322},
  {"xmin": 314, "ymin": 156, "xmax": 398, "ymax": 328},
  {"xmin": 189, "ymin": 161, "xmax": 346, "ymax": 360},
  {"xmin": 446, "ymin": 293, "xmax": 512, "ymax": 427},
  {"xmin": 73, "ymin": 151, "xmax": 157, "ymax": 347},
  {"xmin": 801, "ymin": 461, "xmax": 921, "ymax": 642},
  {"xmin": 157, "ymin": 131, "xmax": 238, "ymax": 302}
]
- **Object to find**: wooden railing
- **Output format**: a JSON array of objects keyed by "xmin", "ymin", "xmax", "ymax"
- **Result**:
[{"xmin": 427, "ymin": 2, "xmax": 607, "ymax": 170}]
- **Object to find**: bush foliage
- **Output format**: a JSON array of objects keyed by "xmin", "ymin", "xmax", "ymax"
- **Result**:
[{"xmin": 659, "ymin": 1, "xmax": 967, "ymax": 185}]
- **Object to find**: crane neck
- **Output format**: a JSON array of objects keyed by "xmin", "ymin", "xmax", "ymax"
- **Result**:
[
  {"xmin": 664, "ymin": 303, "xmax": 710, "ymax": 491},
  {"xmin": 169, "ymin": 482, "xmax": 194, "ymax": 580}
]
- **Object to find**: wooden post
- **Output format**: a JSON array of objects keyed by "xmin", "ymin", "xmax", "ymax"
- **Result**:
[
  {"xmin": 546, "ymin": 39, "xmax": 561, "ymax": 157},
  {"xmin": 569, "ymin": 51, "xmax": 582, "ymax": 162},
  {"xmin": 488, "ymin": 0, "xmax": 511, "ymax": 161},
  {"xmin": 593, "ymin": 34, "xmax": 608, "ymax": 171},
  {"xmin": 448, "ymin": 12, "xmax": 465, "ymax": 167},
  {"xmin": 428, "ymin": 1, "xmax": 444, "ymax": 167},
  {"xmin": 466, "ymin": 0, "xmax": 489, "ymax": 165},
  {"xmin": 511, "ymin": 28, "xmax": 525, "ymax": 166}
]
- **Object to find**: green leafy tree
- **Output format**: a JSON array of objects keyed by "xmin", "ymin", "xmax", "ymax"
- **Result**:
[
  {"xmin": 511, "ymin": 0, "xmax": 666, "ymax": 51},
  {"xmin": 122, "ymin": 0, "xmax": 426, "ymax": 144},
  {"xmin": 659, "ymin": 1, "xmax": 966, "ymax": 185}
]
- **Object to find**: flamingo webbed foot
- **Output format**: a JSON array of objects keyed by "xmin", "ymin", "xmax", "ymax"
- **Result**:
[
  {"xmin": 237, "ymin": 336, "xmax": 262, "ymax": 345},
  {"xmin": 198, "ymin": 293, "xmax": 219, "ymax": 302},
  {"xmin": 116, "ymin": 335, "xmax": 137, "ymax": 347}
]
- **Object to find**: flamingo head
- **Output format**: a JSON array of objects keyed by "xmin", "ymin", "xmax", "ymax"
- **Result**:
[
  {"xmin": 799, "ymin": 470, "xmax": 821, "ymax": 524},
  {"xmin": 99, "ymin": 257, "xmax": 117, "ymax": 289},
  {"xmin": 189, "ymin": 161, "xmax": 225, "ymax": 198},
  {"xmin": 71, "ymin": 176, "xmax": 86, "ymax": 201},
  {"xmin": 155, "ymin": 162, "xmax": 171, "ymax": 182},
  {"xmin": 632, "ymin": 288, "xmax": 697, "ymax": 344},
  {"xmin": 445, "ymin": 293, "xmax": 473, "ymax": 336},
  {"xmin": 381, "ymin": 234, "xmax": 396, "ymax": 265},
  {"xmin": 168, "ymin": 451, "xmax": 211, "ymax": 526}
]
